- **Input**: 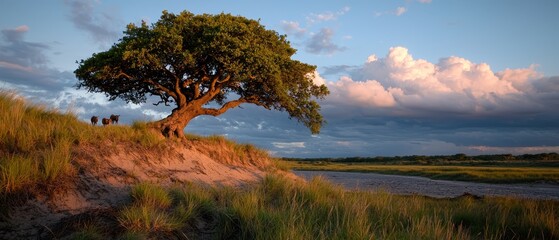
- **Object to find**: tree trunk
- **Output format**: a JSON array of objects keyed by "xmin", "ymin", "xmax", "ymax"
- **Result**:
[{"xmin": 150, "ymin": 106, "xmax": 197, "ymax": 138}]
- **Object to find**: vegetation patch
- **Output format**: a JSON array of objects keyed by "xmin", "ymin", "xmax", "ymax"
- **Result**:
[
  {"xmin": 284, "ymin": 161, "xmax": 559, "ymax": 183},
  {"xmin": 47, "ymin": 175, "xmax": 559, "ymax": 239}
]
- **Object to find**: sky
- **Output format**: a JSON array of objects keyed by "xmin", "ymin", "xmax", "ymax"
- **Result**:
[{"xmin": 1, "ymin": 0, "xmax": 559, "ymax": 158}]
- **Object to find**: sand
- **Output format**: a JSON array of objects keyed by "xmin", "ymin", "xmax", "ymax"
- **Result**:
[{"xmin": 0, "ymin": 140, "xmax": 272, "ymax": 239}]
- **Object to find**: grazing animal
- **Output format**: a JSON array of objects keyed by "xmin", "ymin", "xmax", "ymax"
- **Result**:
[
  {"xmin": 102, "ymin": 118, "xmax": 111, "ymax": 126},
  {"xmin": 110, "ymin": 114, "xmax": 120, "ymax": 124},
  {"xmin": 90, "ymin": 116, "xmax": 98, "ymax": 125}
]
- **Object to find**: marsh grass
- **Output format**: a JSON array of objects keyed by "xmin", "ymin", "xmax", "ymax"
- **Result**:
[
  {"xmin": 109, "ymin": 176, "xmax": 558, "ymax": 239},
  {"xmin": 285, "ymin": 161, "xmax": 559, "ymax": 183}
]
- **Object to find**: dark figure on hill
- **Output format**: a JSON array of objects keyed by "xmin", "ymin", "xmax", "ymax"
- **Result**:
[
  {"xmin": 102, "ymin": 118, "xmax": 111, "ymax": 126},
  {"xmin": 90, "ymin": 116, "xmax": 98, "ymax": 125},
  {"xmin": 110, "ymin": 114, "xmax": 120, "ymax": 124}
]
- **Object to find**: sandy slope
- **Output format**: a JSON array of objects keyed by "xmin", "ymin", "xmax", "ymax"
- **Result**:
[{"xmin": 0, "ymin": 139, "xmax": 276, "ymax": 239}]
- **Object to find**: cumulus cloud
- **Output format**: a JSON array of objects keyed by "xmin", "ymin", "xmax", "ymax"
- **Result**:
[
  {"xmin": 329, "ymin": 77, "xmax": 396, "ymax": 107},
  {"xmin": 281, "ymin": 20, "xmax": 306, "ymax": 38},
  {"xmin": 319, "ymin": 46, "xmax": 557, "ymax": 117},
  {"xmin": 64, "ymin": 0, "xmax": 121, "ymax": 47},
  {"xmin": 305, "ymin": 28, "xmax": 347, "ymax": 55}
]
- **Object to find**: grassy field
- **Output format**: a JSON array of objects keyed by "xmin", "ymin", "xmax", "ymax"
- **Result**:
[
  {"xmin": 62, "ymin": 175, "xmax": 558, "ymax": 239},
  {"xmin": 3, "ymin": 91, "xmax": 559, "ymax": 239},
  {"xmin": 283, "ymin": 161, "xmax": 559, "ymax": 184}
]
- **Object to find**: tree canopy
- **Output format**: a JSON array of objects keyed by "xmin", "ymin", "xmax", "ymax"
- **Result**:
[{"xmin": 75, "ymin": 10, "xmax": 329, "ymax": 137}]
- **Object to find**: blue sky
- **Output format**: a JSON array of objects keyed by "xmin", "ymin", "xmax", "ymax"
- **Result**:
[{"xmin": 1, "ymin": 0, "xmax": 559, "ymax": 157}]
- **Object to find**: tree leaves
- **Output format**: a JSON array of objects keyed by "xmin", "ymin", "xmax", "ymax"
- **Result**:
[{"xmin": 75, "ymin": 10, "xmax": 329, "ymax": 134}]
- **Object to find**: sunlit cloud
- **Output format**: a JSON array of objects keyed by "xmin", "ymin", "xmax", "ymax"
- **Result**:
[{"xmin": 317, "ymin": 46, "xmax": 557, "ymax": 118}]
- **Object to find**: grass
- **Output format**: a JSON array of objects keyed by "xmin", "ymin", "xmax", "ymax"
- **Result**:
[
  {"xmin": 0, "ymin": 90, "xmax": 281, "ymax": 197},
  {"xmin": 0, "ymin": 91, "xmax": 166, "ymax": 195},
  {"xmin": 89, "ymin": 175, "xmax": 558, "ymax": 239},
  {"xmin": 284, "ymin": 161, "xmax": 559, "ymax": 183},
  {"xmin": 3, "ymin": 90, "xmax": 558, "ymax": 239},
  {"xmin": 117, "ymin": 183, "xmax": 183, "ymax": 236},
  {"xmin": 185, "ymin": 133, "xmax": 275, "ymax": 169}
]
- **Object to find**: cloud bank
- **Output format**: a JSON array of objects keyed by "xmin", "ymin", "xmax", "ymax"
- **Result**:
[
  {"xmin": 323, "ymin": 46, "xmax": 553, "ymax": 118},
  {"xmin": 1, "ymin": 20, "xmax": 557, "ymax": 158}
]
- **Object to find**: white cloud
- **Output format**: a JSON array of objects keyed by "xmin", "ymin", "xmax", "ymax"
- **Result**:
[
  {"xmin": 272, "ymin": 142, "xmax": 306, "ymax": 149},
  {"xmin": 322, "ymin": 46, "xmax": 556, "ymax": 116},
  {"xmin": 142, "ymin": 109, "xmax": 168, "ymax": 120},
  {"xmin": 307, "ymin": 70, "xmax": 326, "ymax": 86},
  {"xmin": 395, "ymin": 7, "xmax": 407, "ymax": 16},
  {"xmin": 329, "ymin": 76, "xmax": 396, "ymax": 107},
  {"xmin": 281, "ymin": 20, "xmax": 306, "ymax": 38},
  {"xmin": 418, "ymin": 0, "xmax": 432, "ymax": 3},
  {"xmin": 307, "ymin": 6, "xmax": 350, "ymax": 24},
  {"xmin": 375, "ymin": 6, "xmax": 409, "ymax": 17}
]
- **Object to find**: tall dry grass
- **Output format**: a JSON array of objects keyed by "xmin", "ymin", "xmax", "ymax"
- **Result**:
[
  {"xmin": 185, "ymin": 134, "xmax": 277, "ymax": 170},
  {"xmin": 0, "ymin": 91, "xmax": 163, "ymax": 194},
  {"xmin": 105, "ymin": 175, "xmax": 558, "ymax": 239}
]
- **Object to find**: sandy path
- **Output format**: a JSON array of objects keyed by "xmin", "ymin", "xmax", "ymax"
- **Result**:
[{"xmin": 294, "ymin": 170, "xmax": 559, "ymax": 200}]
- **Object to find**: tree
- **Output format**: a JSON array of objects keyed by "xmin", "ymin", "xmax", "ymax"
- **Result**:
[{"xmin": 75, "ymin": 11, "xmax": 329, "ymax": 137}]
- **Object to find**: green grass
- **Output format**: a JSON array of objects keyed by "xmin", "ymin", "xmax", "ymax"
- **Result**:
[
  {"xmin": 0, "ymin": 91, "xmax": 165, "ymax": 195},
  {"xmin": 284, "ymin": 161, "xmax": 559, "ymax": 183},
  {"xmin": 104, "ymin": 175, "xmax": 558, "ymax": 239}
]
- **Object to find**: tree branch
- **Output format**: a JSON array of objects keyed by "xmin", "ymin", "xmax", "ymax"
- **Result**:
[
  {"xmin": 143, "ymin": 78, "xmax": 178, "ymax": 100},
  {"xmin": 201, "ymin": 99, "xmax": 245, "ymax": 116},
  {"xmin": 200, "ymin": 96, "xmax": 268, "ymax": 116},
  {"xmin": 118, "ymin": 71, "xmax": 179, "ymax": 101}
]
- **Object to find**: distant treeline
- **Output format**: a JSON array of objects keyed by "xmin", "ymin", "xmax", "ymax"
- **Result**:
[{"xmin": 283, "ymin": 153, "xmax": 559, "ymax": 165}]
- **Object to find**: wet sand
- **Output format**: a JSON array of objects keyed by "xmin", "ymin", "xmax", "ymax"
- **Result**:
[{"xmin": 294, "ymin": 170, "xmax": 559, "ymax": 200}]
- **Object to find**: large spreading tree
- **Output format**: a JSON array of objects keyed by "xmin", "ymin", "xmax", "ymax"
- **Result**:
[{"xmin": 75, "ymin": 11, "xmax": 329, "ymax": 137}]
